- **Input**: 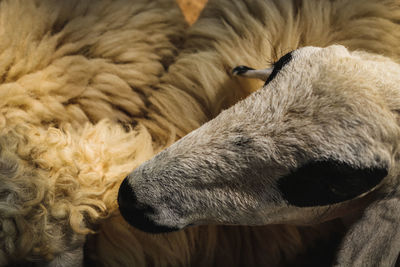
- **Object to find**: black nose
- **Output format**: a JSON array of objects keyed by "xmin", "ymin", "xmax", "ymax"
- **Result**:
[{"xmin": 118, "ymin": 178, "xmax": 179, "ymax": 234}]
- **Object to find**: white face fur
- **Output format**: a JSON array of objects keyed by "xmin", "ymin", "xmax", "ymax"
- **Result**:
[{"xmin": 118, "ymin": 45, "xmax": 400, "ymax": 233}]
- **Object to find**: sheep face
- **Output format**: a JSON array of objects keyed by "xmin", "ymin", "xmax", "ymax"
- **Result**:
[{"xmin": 118, "ymin": 45, "xmax": 400, "ymax": 233}]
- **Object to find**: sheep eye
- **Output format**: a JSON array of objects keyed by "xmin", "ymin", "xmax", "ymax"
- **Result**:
[{"xmin": 264, "ymin": 51, "xmax": 293, "ymax": 85}]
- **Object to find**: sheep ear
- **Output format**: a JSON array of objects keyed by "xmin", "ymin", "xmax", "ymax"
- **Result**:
[{"xmin": 277, "ymin": 160, "xmax": 388, "ymax": 207}]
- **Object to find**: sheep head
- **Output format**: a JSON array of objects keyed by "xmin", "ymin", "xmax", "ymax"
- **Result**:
[{"xmin": 118, "ymin": 46, "xmax": 400, "ymax": 241}]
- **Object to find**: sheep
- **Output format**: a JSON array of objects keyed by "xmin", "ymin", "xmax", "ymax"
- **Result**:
[
  {"xmin": 119, "ymin": 43, "xmax": 400, "ymax": 266},
  {"xmin": 118, "ymin": 0, "xmax": 400, "ymax": 265}
]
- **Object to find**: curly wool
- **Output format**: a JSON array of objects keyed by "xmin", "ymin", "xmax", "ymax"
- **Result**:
[
  {"xmin": 0, "ymin": 0, "xmax": 185, "ymax": 140},
  {"xmin": 0, "ymin": 0, "xmax": 185, "ymax": 265},
  {"xmin": 0, "ymin": 122, "xmax": 155, "ymax": 264}
]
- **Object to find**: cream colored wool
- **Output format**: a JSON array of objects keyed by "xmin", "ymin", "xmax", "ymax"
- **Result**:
[
  {"xmin": 2, "ymin": 0, "xmax": 400, "ymax": 266},
  {"xmin": 0, "ymin": 0, "xmax": 187, "ymax": 265}
]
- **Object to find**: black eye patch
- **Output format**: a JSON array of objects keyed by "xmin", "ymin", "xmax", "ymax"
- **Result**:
[
  {"xmin": 278, "ymin": 160, "xmax": 388, "ymax": 207},
  {"xmin": 264, "ymin": 51, "xmax": 293, "ymax": 86}
]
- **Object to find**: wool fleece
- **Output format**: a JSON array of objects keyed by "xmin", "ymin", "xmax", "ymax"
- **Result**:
[{"xmin": 0, "ymin": 0, "xmax": 187, "ymax": 265}]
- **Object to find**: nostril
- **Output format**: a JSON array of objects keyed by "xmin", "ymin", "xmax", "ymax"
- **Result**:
[
  {"xmin": 118, "ymin": 178, "xmax": 153, "ymax": 228},
  {"xmin": 118, "ymin": 178, "xmax": 137, "ymax": 208},
  {"xmin": 118, "ymin": 178, "xmax": 155, "ymax": 214},
  {"xmin": 117, "ymin": 177, "xmax": 179, "ymax": 234}
]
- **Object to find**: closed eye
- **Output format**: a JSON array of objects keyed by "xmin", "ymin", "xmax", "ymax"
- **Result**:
[{"xmin": 264, "ymin": 51, "xmax": 293, "ymax": 85}]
